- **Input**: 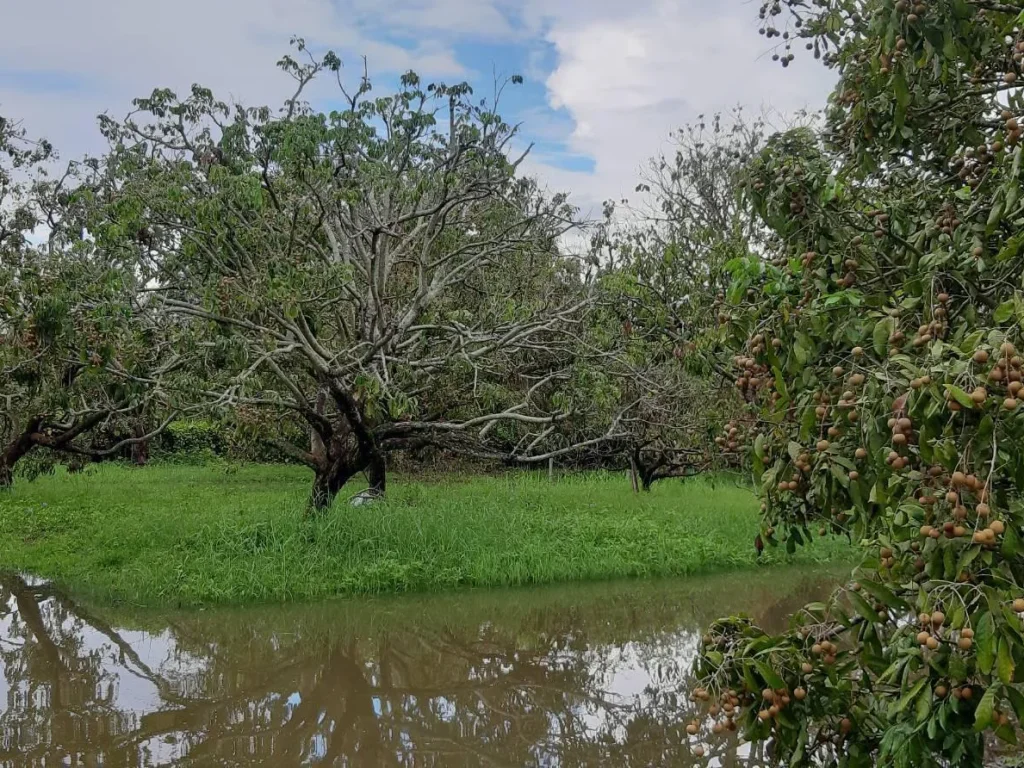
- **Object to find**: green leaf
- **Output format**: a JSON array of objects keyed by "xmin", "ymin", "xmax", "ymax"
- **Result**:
[
  {"xmin": 977, "ymin": 613, "xmax": 996, "ymax": 675},
  {"xmin": 794, "ymin": 338, "xmax": 809, "ymax": 364},
  {"xmin": 997, "ymin": 231, "xmax": 1024, "ymax": 263},
  {"xmin": 858, "ymin": 579, "xmax": 910, "ymax": 612},
  {"xmin": 889, "ymin": 677, "xmax": 928, "ymax": 717},
  {"xmin": 995, "ymin": 723, "xmax": 1018, "ymax": 745},
  {"xmin": 944, "ymin": 384, "xmax": 975, "ymax": 409},
  {"xmin": 755, "ymin": 660, "xmax": 786, "ymax": 690},
  {"xmin": 949, "ymin": 653, "xmax": 968, "ymax": 682},
  {"xmin": 848, "ymin": 590, "xmax": 880, "ymax": 623},
  {"xmin": 998, "ymin": 637, "xmax": 1016, "ymax": 685},
  {"xmin": 995, "ymin": 301, "xmax": 1015, "ymax": 324},
  {"xmin": 773, "ymin": 365, "xmax": 789, "ymax": 401},
  {"xmin": 1005, "ymin": 686, "xmax": 1024, "ymax": 724},
  {"xmin": 1007, "ymin": 180, "xmax": 1020, "ymax": 215},
  {"xmin": 974, "ymin": 685, "xmax": 997, "ymax": 731},
  {"xmin": 873, "ymin": 317, "xmax": 893, "ymax": 356},
  {"xmin": 956, "ymin": 545, "xmax": 981, "ymax": 576},
  {"xmin": 742, "ymin": 662, "xmax": 760, "ymax": 695},
  {"xmin": 799, "ymin": 403, "xmax": 816, "ymax": 441},
  {"xmin": 1002, "ymin": 525, "xmax": 1020, "ymax": 558},
  {"xmin": 787, "ymin": 441, "xmax": 802, "ymax": 462},
  {"xmin": 830, "ymin": 463, "xmax": 850, "ymax": 488},
  {"xmin": 791, "ymin": 721, "xmax": 808, "ymax": 764},
  {"xmin": 915, "ymin": 684, "xmax": 932, "ymax": 723},
  {"xmin": 987, "ymin": 201, "xmax": 1005, "ymax": 233}
]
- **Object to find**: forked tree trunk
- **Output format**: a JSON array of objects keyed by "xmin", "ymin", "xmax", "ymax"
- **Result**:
[
  {"xmin": 306, "ymin": 387, "xmax": 389, "ymax": 513},
  {"xmin": 307, "ymin": 440, "xmax": 387, "ymax": 513},
  {"xmin": 310, "ymin": 465, "xmax": 352, "ymax": 511},
  {"xmin": 308, "ymin": 458, "xmax": 387, "ymax": 512}
]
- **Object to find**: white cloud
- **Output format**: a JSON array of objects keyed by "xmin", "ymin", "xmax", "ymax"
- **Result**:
[
  {"xmin": 0, "ymin": 0, "xmax": 467, "ymax": 160},
  {"xmin": 520, "ymin": 0, "xmax": 836, "ymax": 217},
  {"xmin": 0, "ymin": 0, "xmax": 835, "ymax": 224},
  {"xmin": 347, "ymin": 0, "xmax": 519, "ymax": 40}
]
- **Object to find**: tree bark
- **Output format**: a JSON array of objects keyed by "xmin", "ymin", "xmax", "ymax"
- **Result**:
[
  {"xmin": 309, "ymin": 463, "xmax": 352, "ymax": 512},
  {"xmin": 130, "ymin": 419, "xmax": 149, "ymax": 466},
  {"xmin": 310, "ymin": 387, "xmax": 327, "ymax": 458},
  {"xmin": 308, "ymin": 446, "xmax": 388, "ymax": 512},
  {"xmin": 307, "ymin": 425, "xmax": 388, "ymax": 513},
  {"xmin": 0, "ymin": 452, "xmax": 19, "ymax": 489},
  {"xmin": 305, "ymin": 383, "xmax": 390, "ymax": 513},
  {"xmin": 365, "ymin": 449, "xmax": 386, "ymax": 496},
  {"xmin": 0, "ymin": 419, "xmax": 41, "ymax": 489},
  {"xmin": 631, "ymin": 448, "xmax": 657, "ymax": 492}
]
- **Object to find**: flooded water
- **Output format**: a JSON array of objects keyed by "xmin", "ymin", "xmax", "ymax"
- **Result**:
[{"xmin": 0, "ymin": 567, "xmax": 843, "ymax": 767}]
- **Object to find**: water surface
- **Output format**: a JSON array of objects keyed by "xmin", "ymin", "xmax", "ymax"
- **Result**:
[{"xmin": 0, "ymin": 568, "xmax": 843, "ymax": 767}]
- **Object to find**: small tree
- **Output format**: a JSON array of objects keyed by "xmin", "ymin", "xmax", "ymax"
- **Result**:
[
  {"xmin": 580, "ymin": 113, "xmax": 765, "ymax": 489},
  {"xmin": 691, "ymin": 1, "xmax": 1024, "ymax": 765},
  {"xmin": 93, "ymin": 43, "xmax": 631, "ymax": 510}
]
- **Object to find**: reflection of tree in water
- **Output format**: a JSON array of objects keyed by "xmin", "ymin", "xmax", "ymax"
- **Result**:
[{"xmin": 0, "ymin": 569, "xmax": 838, "ymax": 766}]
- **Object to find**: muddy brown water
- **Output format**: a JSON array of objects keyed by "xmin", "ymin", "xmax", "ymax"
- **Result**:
[{"xmin": 0, "ymin": 567, "xmax": 844, "ymax": 767}]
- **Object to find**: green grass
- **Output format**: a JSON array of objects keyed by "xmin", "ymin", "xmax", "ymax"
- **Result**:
[{"xmin": 0, "ymin": 464, "xmax": 855, "ymax": 606}]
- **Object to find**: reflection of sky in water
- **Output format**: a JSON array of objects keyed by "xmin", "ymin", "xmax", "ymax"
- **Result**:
[
  {"xmin": 3, "ymin": 603, "xmax": 674, "ymax": 766},
  {"xmin": 0, "ymin": 588, "xmax": 209, "ymax": 766},
  {"xmin": 0, "ymin": 570, "xmax": 836, "ymax": 766}
]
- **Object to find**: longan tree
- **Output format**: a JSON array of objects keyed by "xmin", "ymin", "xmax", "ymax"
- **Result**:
[
  {"xmin": 577, "ymin": 112, "xmax": 765, "ymax": 488},
  {"xmin": 91, "ymin": 43, "xmax": 632, "ymax": 510},
  {"xmin": 0, "ymin": 117, "xmax": 180, "ymax": 486},
  {"xmin": 690, "ymin": 1, "xmax": 1024, "ymax": 766}
]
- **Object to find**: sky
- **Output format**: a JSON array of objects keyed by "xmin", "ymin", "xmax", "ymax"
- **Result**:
[{"xmin": 0, "ymin": 0, "xmax": 835, "ymax": 221}]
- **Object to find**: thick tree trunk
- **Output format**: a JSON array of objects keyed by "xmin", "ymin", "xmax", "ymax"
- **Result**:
[
  {"xmin": 130, "ymin": 419, "xmax": 149, "ymax": 466},
  {"xmin": 308, "ymin": 450, "xmax": 388, "ymax": 512},
  {"xmin": 365, "ymin": 451, "xmax": 386, "ymax": 496},
  {"xmin": 309, "ymin": 464, "xmax": 351, "ymax": 512},
  {"xmin": 0, "ymin": 426, "xmax": 38, "ymax": 489},
  {"xmin": 305, "ymin": 385, "xmax": 390, "ymax": 513},
  {"xmin": 631, "ymin": 449, "xmax": 656, "ymax": 492},
  {"xmin": 0, "ymin": 456, "xmax": 15, "ymax": 489},
  {"xmin": 310, "ymin": 388, "xmax": 327, "ymax": 458},
  {"xmin": 308, "ymin": 445, "xmax": 389, "ymax": 513}
]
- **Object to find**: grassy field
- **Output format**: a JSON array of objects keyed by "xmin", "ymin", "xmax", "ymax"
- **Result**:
[{"xmin": 0, "ymin": 464, "xmax": 855, "ymax": 606}]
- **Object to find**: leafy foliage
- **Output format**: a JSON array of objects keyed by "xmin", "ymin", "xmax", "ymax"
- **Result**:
[
  {"xmin": 577, "ymin": 112, "xmax": 767, "ymax": 486},
  {"xmin": 0, "ymin": 118, "xmax": 183, "ymax": 483},
  {"xmin": 89, "ymin": 42, "xmax": 628, "ymax": 508},
  {"xmin": 693, "ymin": 1, "xmax": 1024, "ymax": 765}
]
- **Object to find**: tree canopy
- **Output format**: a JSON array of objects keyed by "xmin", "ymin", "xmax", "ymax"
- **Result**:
[
  {"xmin": 0, "ymin": 118, "xmax": 183, "ymax": 484},
  {"xmin": 693, "ymin": 1, "xmax": 1024, "ymax": 765},
  {"xmin": 80, "ymin": 42, "xmax": 640, "ymax": 508}
]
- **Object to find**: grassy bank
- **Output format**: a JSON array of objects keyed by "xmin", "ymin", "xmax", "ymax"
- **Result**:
[{"xmin": 0, "ymin": 464, "xmax": 855, "ymax": 606}]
